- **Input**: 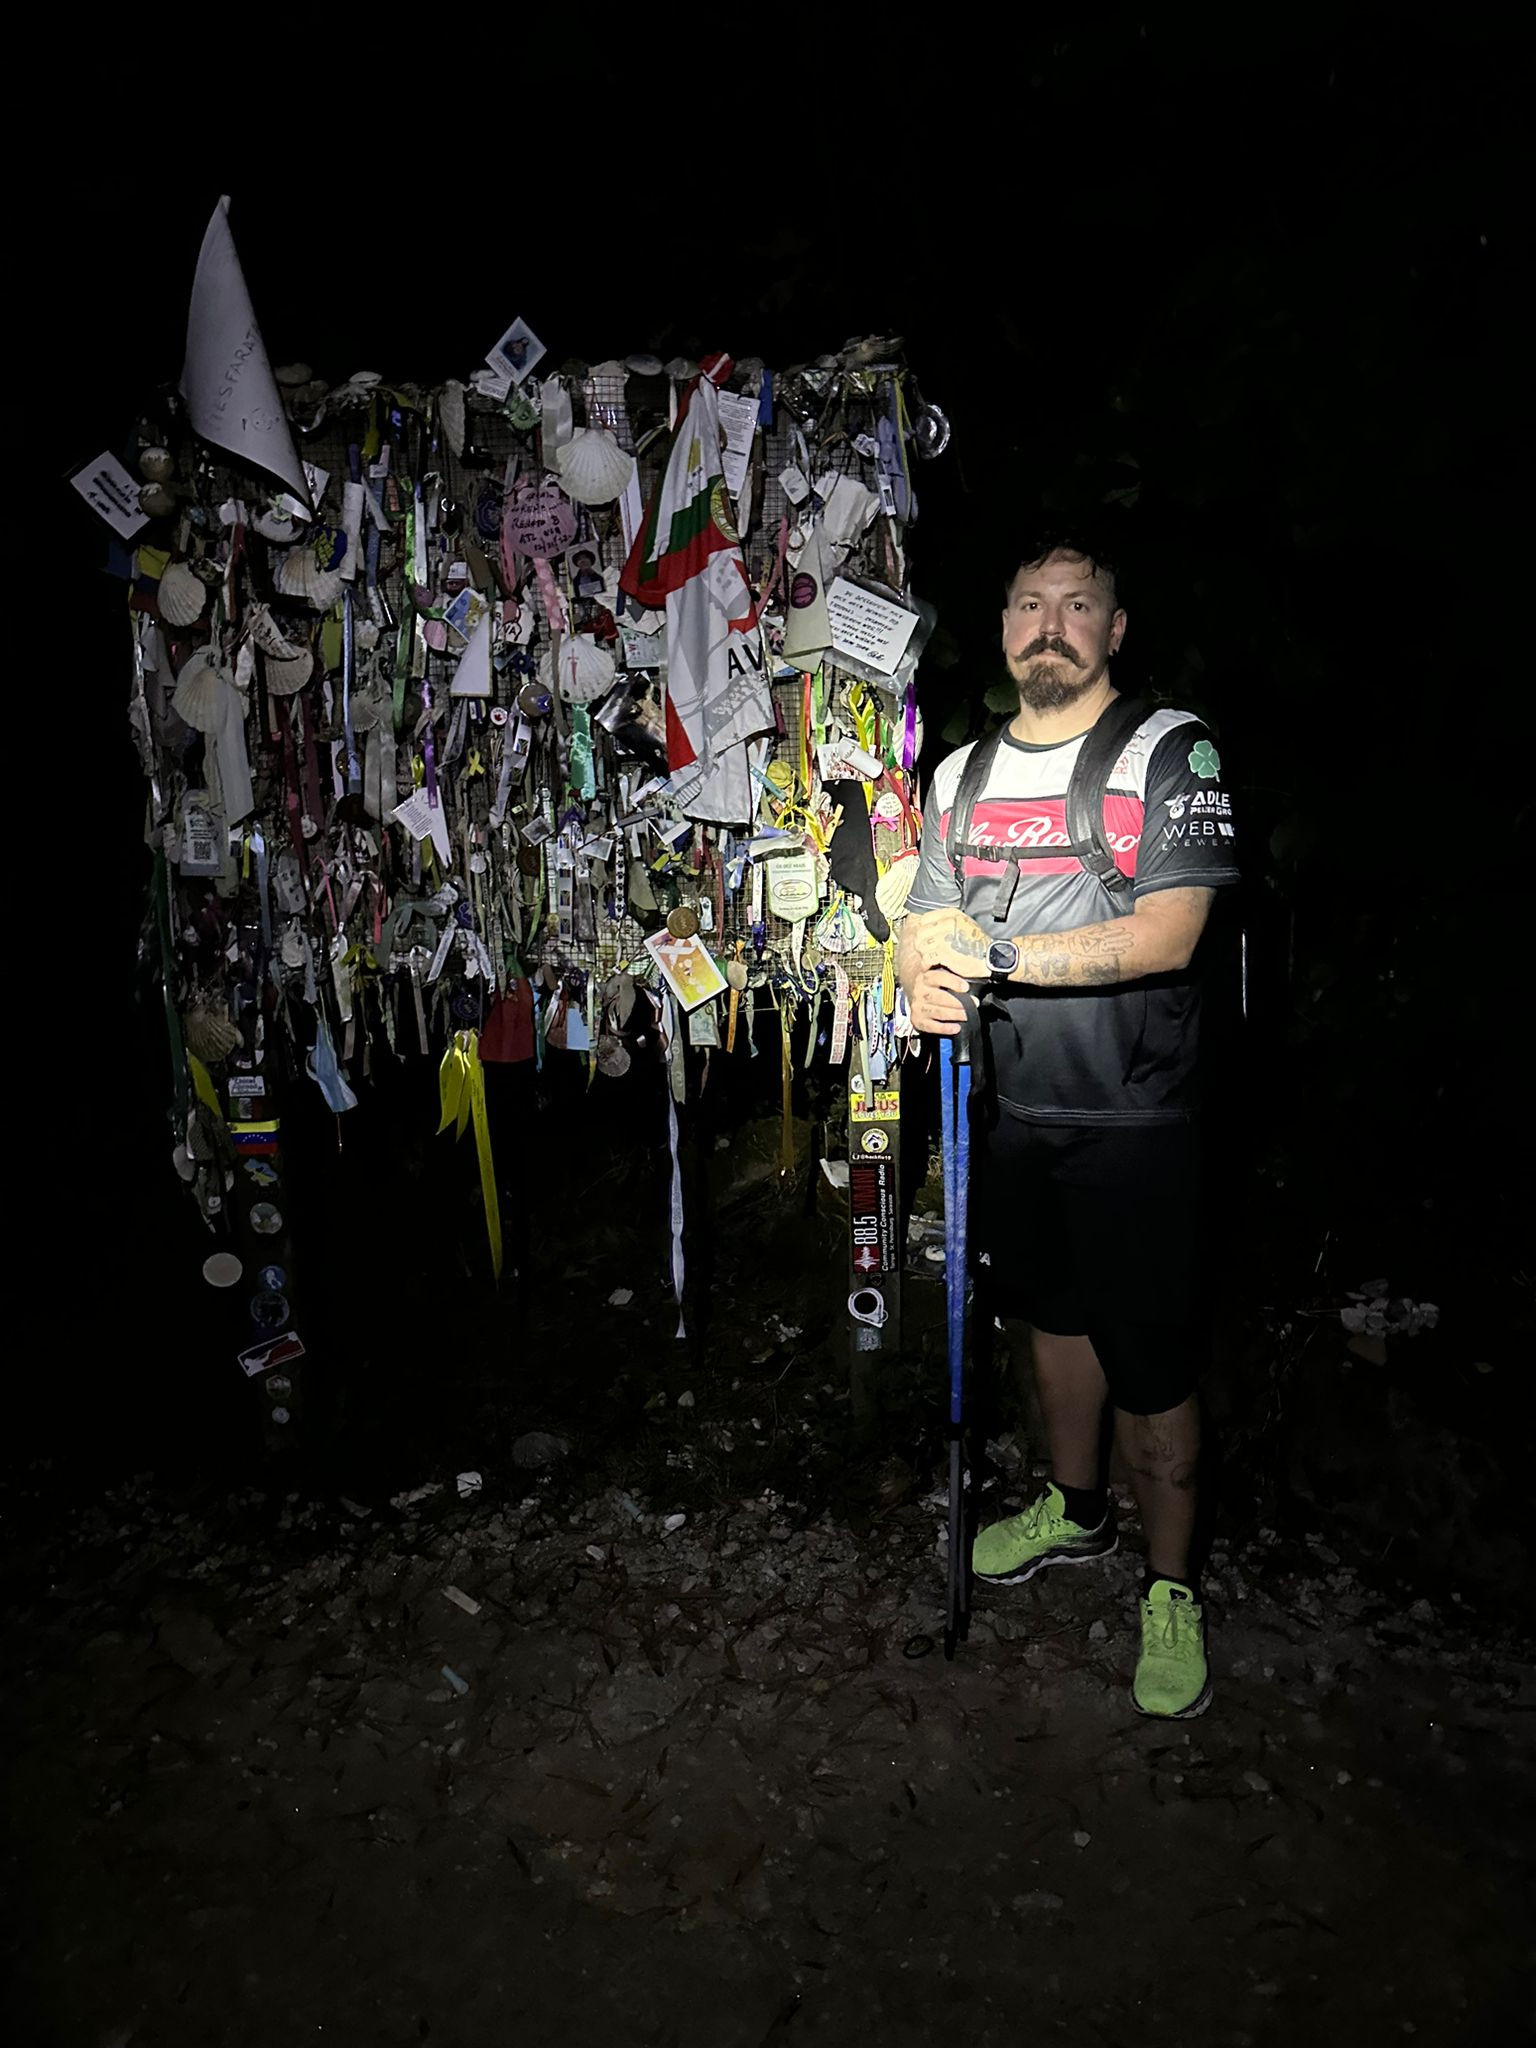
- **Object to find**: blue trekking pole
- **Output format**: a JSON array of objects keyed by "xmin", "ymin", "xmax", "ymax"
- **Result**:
[{"xmin": 940, "ymin": 994, "xmax": 981, "ymax": 1660}]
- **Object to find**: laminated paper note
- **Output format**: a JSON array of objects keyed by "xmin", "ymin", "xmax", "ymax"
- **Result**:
[
  {"xmin": 644, "ymin": 929, "xmax": 728, "ymax": 1012},
  {"xmin": 387, "ymin": 788, "xmax": 452, "ymax": 864},
  {"xmin": 449, "ymin": 611, "xmax": 492, "ymax": 698},
  {"xmin": 182, "ymin": 197, "xmax": 311, "ymax": 508},
  {"xmin": 717, "ymin": 389, "xmax": 760, "ymax": 499},
  {"xmin": 826, "ymin": 579, "xmax": 920, "ymax": 677}
]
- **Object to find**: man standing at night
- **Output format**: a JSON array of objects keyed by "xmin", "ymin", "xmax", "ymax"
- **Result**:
[{"xmin": 897, "ymin": 537, "xmax": 1239, "ymax": 1717}]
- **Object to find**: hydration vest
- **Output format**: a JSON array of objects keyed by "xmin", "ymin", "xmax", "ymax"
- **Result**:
[{"xmin": 942, "ymin": 694, "xmax": 1150, "ymax": 922}]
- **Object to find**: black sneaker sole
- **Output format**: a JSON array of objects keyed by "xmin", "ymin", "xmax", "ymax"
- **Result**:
[{"xmin": 973, "ymin": 1532, "xmax": 1119, "ymax": 1588}]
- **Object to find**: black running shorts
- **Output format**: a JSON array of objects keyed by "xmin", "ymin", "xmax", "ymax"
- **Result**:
[{"xmin": 969, "ymin": 1112, "xmax": 1207, "ymax": 1415}]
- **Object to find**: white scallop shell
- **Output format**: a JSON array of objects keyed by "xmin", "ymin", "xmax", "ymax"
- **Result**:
[
  {"xmin": 157, "ymin": 560, "xmax": 207, "ymax": 627},
  {"xmin": 172, "ymin": 649, "xmax": 236, "ymax": 732},
  {"xmin": 262, "ymin": 642, "xmax": 314, "ymax": 697},
  {"xmin": 542, "ymin": 634, "xmax": 617, "ymax": 704},
  {"xmin": 278, "ymin": 547, "xmax": 344, "ymax": 611},
  {"xmin": 556, "ymin": 428, "xmax": 636, "ymax": 506}
]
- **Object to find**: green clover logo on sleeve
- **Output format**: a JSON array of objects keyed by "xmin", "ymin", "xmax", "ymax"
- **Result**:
[{"xmin": 1188, "ymin": 739, "xmax": 1222, "ymax": 779}]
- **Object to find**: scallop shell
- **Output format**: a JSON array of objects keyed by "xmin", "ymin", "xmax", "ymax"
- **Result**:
[
  {"xmin": 556, "ymin": 427, "xmax": 636, "ymax": 506},
  {"xmin": 184, "ymin": 1004, "xmax": 240, "ymax": 1062},
  {"xmin": 139, "ymin": 446, "xmax": 174, "ymax": 483},
  {"xmin": 542, "ymin": 634, "xmax": 617, "ymax": 705},
  {"xmin": 246, "ymin": 602, "xmax": 306, "ymax": 660},
  {"xmin": 172, "ymin": 649, "xmax": 235, "ymax": 732},
  {"xmin": 157, "ymin": 560, "xmax": 207, "ymax": 627},
  {"xmin": 261, "ymin": 642, "xmax": 314, "ymax": 697},
  {"xmin": 278, "ymin": 547, "xmax": 344, "ymax": 611}
]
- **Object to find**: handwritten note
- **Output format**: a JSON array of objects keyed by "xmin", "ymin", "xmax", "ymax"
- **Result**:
[
  {"xmin": 502, "ymin": 480, "xmax": 577, "ymax": 560},
  {"xmin": 69, "ymin": 452, "xmax": 148, "ymax": 539},
  {"xmin": 826, "ymin": 579, "xmax": 920, "ymax": 677},
  {"xmin": 181, "ymin": 197, "xmax": 310, "ymax": 506}
]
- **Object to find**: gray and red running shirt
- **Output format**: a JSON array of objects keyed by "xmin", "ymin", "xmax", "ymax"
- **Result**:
[{"xmin": 904, "ymin": 703, "xmax": 1240, "ymax": 1125}]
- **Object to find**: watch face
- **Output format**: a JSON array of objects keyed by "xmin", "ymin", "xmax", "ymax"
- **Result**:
[{"xmin": 988, "ymin": 940, "xmax": 1018, "ymax": 976}]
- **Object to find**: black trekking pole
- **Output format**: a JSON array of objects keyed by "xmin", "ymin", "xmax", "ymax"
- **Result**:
[{"xmin": 940, "ymin": 992, "xmax": 981, "ymax": 1660}]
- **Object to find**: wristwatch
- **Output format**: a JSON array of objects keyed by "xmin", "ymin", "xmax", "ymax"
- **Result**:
[{"xmin": 987, "ymin": 938, "xmax": 1020, "ymax": 980}]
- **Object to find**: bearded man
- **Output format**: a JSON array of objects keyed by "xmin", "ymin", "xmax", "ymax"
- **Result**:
[{"xmin": 897, "ymin": 536, "xmax": 1239, "ymax": 1718}]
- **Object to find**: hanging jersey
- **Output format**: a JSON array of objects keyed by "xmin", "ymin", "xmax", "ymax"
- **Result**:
[{"xmin": 905, "ymin": 704, "xmax": 1240, "ymax": 1125}]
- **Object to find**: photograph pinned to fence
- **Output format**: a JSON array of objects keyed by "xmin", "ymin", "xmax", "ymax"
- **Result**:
[{"xmin": 486, "ymin": 316, "xmax": 547, "ymax": 387}]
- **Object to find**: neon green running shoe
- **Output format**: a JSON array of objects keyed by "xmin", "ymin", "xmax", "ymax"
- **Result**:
[
  {"xmin": 972, "ymin": 1484, "xmax": 1117, "ymax": 1586},
  {"xmin": 1132, "ymin": 1580, "xmax": 1211, "ymax": 1719}
]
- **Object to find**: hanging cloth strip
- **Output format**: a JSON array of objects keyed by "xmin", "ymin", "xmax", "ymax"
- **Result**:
[
  {"xmin": 276, "ymin": 699, "xmax": 309, "ymax": 877},
  {"xmin": 341, "ymin": 588, "xmax": 361, "ymax": 793},
  {"xmin": 153, "ymin": 849, "xmax": 189, "ymax": 1122},
  {"xmin": 569, "ymin": 706, "xmax": 596, "ymax": 798},
  {"xmin": 779, "ymin": 995, "xmax": 796, "ymax": 1176},
  {"xmin": 831, "ymin": 965, "xmax": 852, "ymax": 1065},
  {"xmin": 660, "ymin": 994, "xmax": 687, "ymax": 1338},
  {"xmin": 298, "ymin": 699, "xmax": 326, "ymax": 834},
  {"xmin": 436, "ymin": 1029, "xmax": 503, "ymax": 1282}
]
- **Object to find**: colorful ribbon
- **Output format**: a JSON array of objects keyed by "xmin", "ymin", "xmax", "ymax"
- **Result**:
[{"xmin": 436, "ymin": 1029, "xmax": 503, "ymax": 1282}]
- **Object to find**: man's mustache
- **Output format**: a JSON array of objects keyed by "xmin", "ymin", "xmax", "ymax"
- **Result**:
[{"xmin": 1019, "ymin": 636, "xmax": 1080, "ymax": 665}]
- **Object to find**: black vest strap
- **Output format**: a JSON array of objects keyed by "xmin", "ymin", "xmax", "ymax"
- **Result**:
[
  {"xmin": 945, "ymin": 695, "xmax": 1149, "ymax": 919},
  {"xmin": 1066, "ymin": 694, "xmax": 1148, "ymax": 904}
]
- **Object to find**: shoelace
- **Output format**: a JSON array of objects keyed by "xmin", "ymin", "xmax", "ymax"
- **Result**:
[
  {"xmin": 1008, "ymin": 1497, "xmax": 1067, "ymax": 1543},
  {"xmin": 1142, "ymin": 1599, "xmax": 1200, "ymax": 1661}
]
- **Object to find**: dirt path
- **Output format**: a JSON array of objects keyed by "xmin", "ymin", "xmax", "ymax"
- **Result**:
[{"xmin": 5, "ymin": 1460, "xmax": 1530, "ymax": 2048}]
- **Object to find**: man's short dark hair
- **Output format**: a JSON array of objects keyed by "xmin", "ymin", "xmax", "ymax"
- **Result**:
[{"xmin": 1006, "ymin": 530, "xmax": 1120, "ymax": 605}]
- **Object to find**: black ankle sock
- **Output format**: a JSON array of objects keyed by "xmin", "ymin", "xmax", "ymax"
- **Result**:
[
  {"xmin": 1056, "ymin": 1483, "xmax": 1107, "ymax": 1530},
  {"xmin": 1143, "ymin": 1570, "xmax": 1200, "ymax": 1601}
]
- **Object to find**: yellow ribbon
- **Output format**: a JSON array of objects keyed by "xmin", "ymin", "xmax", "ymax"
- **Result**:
[
  {"xmin": 187, "ymin": 1053, "xmax": 223, "ymax": 1118},
  {"xmin": 436, "ymin": 1030, "xmax": 503, "ymax": 1281}
]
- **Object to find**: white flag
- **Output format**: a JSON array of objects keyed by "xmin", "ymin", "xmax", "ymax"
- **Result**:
[
  {"xmin": 619, "ymin": 358, "xmax": 772, "ymax": 824},
  {"xmin": 181, "ymin": 197, "xmax": 311, "ymax": 510}
]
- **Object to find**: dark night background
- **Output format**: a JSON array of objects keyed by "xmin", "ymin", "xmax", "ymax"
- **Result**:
[
  {"xmin": 31, "ymin": 21, "xmax": 1533, "ymax": 1540},
  {"xmin": 7, "ymin": 23, "xmax": 1534, "ymax": 2046}
]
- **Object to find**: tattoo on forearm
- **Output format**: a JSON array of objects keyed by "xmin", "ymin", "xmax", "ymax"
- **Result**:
[{"xmin": 1019, "ymin": 920, "xmax": 1139, "ymax": 987}]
